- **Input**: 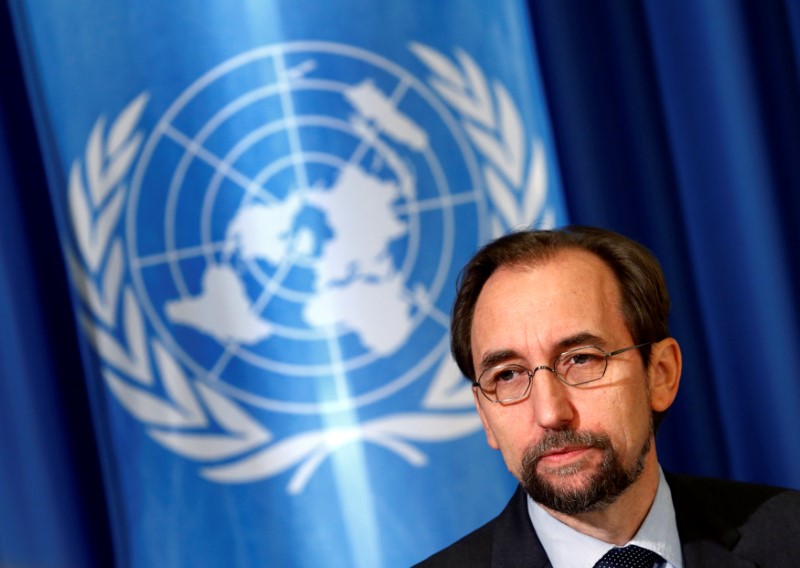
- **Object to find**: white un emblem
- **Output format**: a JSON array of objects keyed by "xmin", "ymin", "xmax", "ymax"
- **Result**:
[{"xmin": 68, "ymin": 41, "xmax": 551, "ymax": 487}]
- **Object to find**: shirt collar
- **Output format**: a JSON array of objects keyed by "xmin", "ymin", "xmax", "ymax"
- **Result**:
[{"xmin": 527, "ymin": 467, "xmax": 683, "ymax": 568}]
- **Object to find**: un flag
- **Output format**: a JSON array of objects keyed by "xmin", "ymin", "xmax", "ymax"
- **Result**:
[{"xmin": 9, "ymin": 0, "xmax": 567, "ymax": 565}]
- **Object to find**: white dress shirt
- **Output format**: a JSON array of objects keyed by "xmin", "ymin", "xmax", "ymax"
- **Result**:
[{"xmin": 527, "ymin": 467, "xmax": 683, "ymax": 568}]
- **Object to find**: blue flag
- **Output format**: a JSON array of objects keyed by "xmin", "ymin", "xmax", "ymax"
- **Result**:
[{"xmin": 9, "ymin": 0, "xmax": 567, "ymax": 565}]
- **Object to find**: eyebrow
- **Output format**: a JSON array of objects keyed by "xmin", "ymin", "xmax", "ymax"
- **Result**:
[
  {"xmin": 478, "ymin": 349, "xmax": 520, "ymax": 372},
  {"xmin": 555, "ymin": 331, "xmax": 607, "ymax": 351},
  {"xmin": 476, "ymin": 331, "xmax": 608, "ymax": 373}
]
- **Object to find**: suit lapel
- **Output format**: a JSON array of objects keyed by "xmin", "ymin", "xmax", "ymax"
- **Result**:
[
  {"xmin": 667, "ymin": 473, "xmax": 756, "ymax": 568},
  {"xmin": 681, "ymin": 540, "xmax": 756, "ymax": 568},
  {"xmin": 491, "ymin": 486, "xmax": 552, "ymax": 567}
]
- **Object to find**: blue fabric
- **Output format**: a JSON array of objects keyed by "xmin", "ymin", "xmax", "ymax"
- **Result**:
[
  {"xmin": 5, "ymin": 0, "xmax": 566, "ymax": 566},
  {"xmin": 0, "ymin": 3, "xmax": 112, "ymax": 566}
]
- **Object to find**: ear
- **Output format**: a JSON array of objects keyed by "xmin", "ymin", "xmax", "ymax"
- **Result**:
[
  {"xmin": 647, "ymin": 337, "xmax": 682, "ymax": 412},
  {"xmin": 473, "ymin": 388, "xmax": 500, "ymax": 450}
]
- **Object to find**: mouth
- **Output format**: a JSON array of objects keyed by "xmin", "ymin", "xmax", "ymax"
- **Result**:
[
  {"xmin": 537, "ymin": 445, "xmax": 594, "ymax": 466},
  {"xmin": 523, "ymin": 429, "xmax": 613, "ymax": 475}
]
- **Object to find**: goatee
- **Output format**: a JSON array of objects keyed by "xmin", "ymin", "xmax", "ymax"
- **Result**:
[{"xmin": 520, "ymin": 428, "xmax": 650, "ymax": 515}]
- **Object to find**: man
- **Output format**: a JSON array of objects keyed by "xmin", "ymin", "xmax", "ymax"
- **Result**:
[{"xmin": 417, "ymin": 226, "xmax": 800, "ymax": 567}]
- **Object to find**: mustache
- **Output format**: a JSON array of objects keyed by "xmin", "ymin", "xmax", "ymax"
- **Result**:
[{"xmin": 522, "ymin": 429, "xmax": 612, "ymax": 465}]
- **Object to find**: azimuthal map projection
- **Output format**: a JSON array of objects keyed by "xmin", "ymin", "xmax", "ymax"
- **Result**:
[{"xmin": 126, "ymin": 43, "xmax": 486, "ymax": 417}]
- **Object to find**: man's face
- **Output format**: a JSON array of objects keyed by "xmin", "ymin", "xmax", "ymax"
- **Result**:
[{"xmin": 470, "ymin": 250, "xmax": 659, "ymax": 515}]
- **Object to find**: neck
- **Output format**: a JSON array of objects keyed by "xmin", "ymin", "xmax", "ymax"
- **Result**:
[{"xmin": 541, "ymin": 448, "xmax": 661, "ymax": 545}]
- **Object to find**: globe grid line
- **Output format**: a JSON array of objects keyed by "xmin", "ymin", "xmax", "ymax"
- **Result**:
[
  {"xmin": 133, "ymin": 240, "xmax": 228, "ymax": 269},
  {"xmin": 274, "ymin": 50, "xmax": 311, "ymax": 191},
  {"xmin": 394, "ymin": 189, "xmax": 479, "ymax": 215},
  {"xmin": 161, "ymin": 124, "xmax": 261, "ymax": 198}
]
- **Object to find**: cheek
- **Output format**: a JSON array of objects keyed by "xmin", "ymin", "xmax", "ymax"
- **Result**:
[
  {"xmin": 479, "ymin": 408, "xmax": 525, "ymax": 456},
  {"xmin": 493, "ymin": 416, "xmax": 538, "ymax": 473},
  {"xmin": 580, "ymin": 389, "xmax": 647, "ymax": 440},
  {"xmin": 606, "ymin": 390, "xmax": 653, "ymax": 450}
]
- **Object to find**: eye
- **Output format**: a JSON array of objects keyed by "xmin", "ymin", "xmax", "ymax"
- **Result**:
[
  {"xmin": 566, "ymin": 352, "xmax": 602, "ymax": 366},
  {"xmin": 556, "ymin": 347, "xmax": 607, "ymax": 380},
  {"xmin": 486, "ymin": 365, "xmax": 528, "ymax": 384}
]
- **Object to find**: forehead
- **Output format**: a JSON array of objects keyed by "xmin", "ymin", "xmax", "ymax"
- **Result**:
[{"xmin": 471, "ymin": 250, "xmax": 627, "ymax": 360}]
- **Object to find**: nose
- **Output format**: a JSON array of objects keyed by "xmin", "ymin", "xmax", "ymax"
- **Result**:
[{"xmin": 529, "ymin": 367, "xmax": 575, "ymax": 429}]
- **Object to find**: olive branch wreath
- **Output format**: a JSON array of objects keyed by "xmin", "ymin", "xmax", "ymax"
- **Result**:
[
  {"xmin": 411, "ymin": 43, "xmax": 552, "ymax": 235},
  {"xmin": 65, "ymin": 44, "xmax": 549, "ymax": 492}
]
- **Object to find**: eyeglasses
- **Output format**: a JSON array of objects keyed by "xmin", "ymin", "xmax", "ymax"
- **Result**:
[{"xmin": 472, "ymin": 343, "xmax": 650, "ymax": 404}]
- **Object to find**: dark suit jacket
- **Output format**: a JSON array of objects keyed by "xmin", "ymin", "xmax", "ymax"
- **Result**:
[{"xmin": 415, "ymin": 473, "xmax": 800, "ymax": 567}]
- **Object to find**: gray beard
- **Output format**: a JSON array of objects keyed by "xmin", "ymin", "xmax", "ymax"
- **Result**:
[{"xmin": 520, "ymin": 427, "xmax": 651, "ymax": 515}]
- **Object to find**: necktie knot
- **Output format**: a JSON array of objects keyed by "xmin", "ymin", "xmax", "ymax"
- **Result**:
[{"xmin": 594, "ymin": 544, "xmax": 659, "ymax": 568}]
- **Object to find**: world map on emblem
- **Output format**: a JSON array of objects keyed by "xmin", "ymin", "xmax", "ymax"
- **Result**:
[{"xmin": 126, "ymin": 42, "xmax": 485, "ymax": 414}]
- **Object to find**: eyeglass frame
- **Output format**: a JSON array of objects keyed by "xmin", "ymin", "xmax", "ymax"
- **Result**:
[{"xmin": 471, "ymin": 342, "xmax": 652, "ymax": 404}]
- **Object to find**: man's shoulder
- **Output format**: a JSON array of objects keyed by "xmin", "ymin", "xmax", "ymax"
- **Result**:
[
  {"xmin": 413, "ymin": 485, "xmax": 540, "ymax": 568},
  {"xmin": 667, "ymin": 472, "xmax": 800, "ymax": 565},
  {"xmin": 667, "ymin": 472, "xmax": 800, "ymax": 520}
]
